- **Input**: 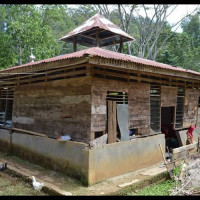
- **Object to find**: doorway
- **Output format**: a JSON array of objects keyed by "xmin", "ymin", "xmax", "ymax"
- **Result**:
[
  {"xmin": 161, "ymin": 106, "xmax": 179, "ymax": 150},
  {"xmin": 106, "ymin": 91, "xmax": 128, "ymax": 143}
]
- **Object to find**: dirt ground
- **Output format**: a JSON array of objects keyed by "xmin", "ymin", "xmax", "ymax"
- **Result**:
[
  {"xmin": 0, "ymin": 172, "xmax": 46, "ymax": 196},
  {"xmin": 0, "ymin": 151, "xmax": 167, "ymax": 196}
]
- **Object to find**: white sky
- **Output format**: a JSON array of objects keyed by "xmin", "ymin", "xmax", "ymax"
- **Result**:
[
  {"xmin": 67, "ymin": 4, "xmax": 199, "ymax": 33},
  {"xmin": 155, "ymin": 4, "xmax": 199, "ymax": 32}
]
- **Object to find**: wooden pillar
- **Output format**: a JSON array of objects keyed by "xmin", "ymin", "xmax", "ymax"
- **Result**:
[
  {"xmin": 73, "ymin": 36, "xmax": 77, "ymax": 52},
  {"xmin": 119, "ymin": 36, "xmax": 123, "ymax": 53},
  {"xmin": 108, "ymin": 100, "xmax": 117, "ymax": 143},
  {"xmin": 96, "ymin": 29, "xmax": 100, "ymax": 47}
]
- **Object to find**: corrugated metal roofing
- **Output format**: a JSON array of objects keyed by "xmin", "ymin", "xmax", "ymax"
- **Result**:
[
  {"xmin": 60, "ymin": 13, "xmax": 134, "ymax": 47},
  {"xmin": 1, "ymin": 47, "xmax": 200, "ymax": 77}
]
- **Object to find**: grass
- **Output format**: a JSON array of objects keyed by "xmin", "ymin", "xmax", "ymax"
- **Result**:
[
  {"xmin": 129, "ymin": 180, "xmax": 176, "ymax": 196},
  {"xmin": 173, "ymin": 164, "xmax": 183, "ymax": 177},
  {"xmin": 0, "ymin": 172, "xmax": 47, "ymax": 196},
  {"xmin": 124, "ymin": 165, "xmax": 184, "ymax": 196}
]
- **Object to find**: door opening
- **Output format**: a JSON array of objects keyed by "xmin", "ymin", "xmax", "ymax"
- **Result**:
[
  {"xmin": 161, "ymin": 106, "xmax": 179, "ymax": 150},
  {"xmin": 106, "ymin": 91, "xmax": 128, "ymax": 143}
]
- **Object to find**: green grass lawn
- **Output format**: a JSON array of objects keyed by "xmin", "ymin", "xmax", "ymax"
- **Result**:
[
  {"xmin": 0, "ymin": 172, "xmax": 47, "ymax": 196},
  {"xmin": 127, "ymin": 180, "xmax": 176, "ymax": 196}
]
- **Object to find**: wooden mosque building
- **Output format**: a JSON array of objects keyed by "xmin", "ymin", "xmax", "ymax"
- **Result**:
[{"xmin": 0, "ymin": 13, "xmax": 200, "ymax": 185}]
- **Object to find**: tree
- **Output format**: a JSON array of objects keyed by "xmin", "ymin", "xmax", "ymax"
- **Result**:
[
  {"xmin": 94, "ymin": 4, "xmax": 199, "ymax": 61},
  {"xmin": 0, "ymin": 4, "xmax": 60, "ymax": 68},
  {"xmin": 181, "ymin": 12, "xmax": 200, "ymax": 48}
]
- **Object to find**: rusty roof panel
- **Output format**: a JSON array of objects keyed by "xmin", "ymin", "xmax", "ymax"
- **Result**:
[
  {"xmin": 1, "ymin": 47, "xmax": 200, "ymax": 77},
  {"xmin": 60, "ymin": 13, "xmax": 134, "ymax": 43}
]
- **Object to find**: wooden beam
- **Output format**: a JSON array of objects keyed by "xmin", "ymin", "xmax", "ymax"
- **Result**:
[
  {"xmin": 78, "ymin": 33, "xmax": 96, "ymax": 40},
  {"xmin": 100, "ymin": 34, "xmax": 117, "ymax": 41},
  {"xmin": 119, "ymin": 37, "xmax": 123, "ymax": 53},
  {"xmin": 12, "ymin": 127, "xmax": 47, "ymax": 137}
]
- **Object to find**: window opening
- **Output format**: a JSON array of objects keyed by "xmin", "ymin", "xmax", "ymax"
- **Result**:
[{"xmin": 0, "ymin": 88, "xmax": 14, "ymax": 128}]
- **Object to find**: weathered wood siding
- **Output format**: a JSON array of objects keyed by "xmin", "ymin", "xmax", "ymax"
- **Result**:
[
  {"xmin": 91, "ymin": 78, "xmax": 129, "ymax": 136},
  {"xmin": 91, "ymin": 78, "xmax": 151, "ymax": 136},
  {"xmin": 183, "ymin": 88, "xmax": 200, "ymax": 127},
  {"xmin": 12, "ymin": 77, "xmax": 91, "ymax": 142},
  {"xmin": 161, "ymin": 86, "xmax": 177, "ymax": 107},
  {"xmin": 129, "ymin": 83, "xmax": 150, "ymax": 135}
]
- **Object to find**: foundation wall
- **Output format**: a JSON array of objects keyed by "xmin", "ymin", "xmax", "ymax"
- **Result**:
[
  {"xmin": 0, "ymin": 129, "xmax": 165, "ymax": 185},
  {"xmin": 0, "ymin": 129, "xmax": 89, "ymax": 184},
  {"xmin": 88, "ymin": 134, "xmax": 165, "ymax": 184},
  {"xmin": 0, "ymin": 129, "xmax": 10, "ymax": 153}
]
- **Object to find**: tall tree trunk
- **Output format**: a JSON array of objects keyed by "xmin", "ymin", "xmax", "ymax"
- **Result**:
[{"xmin": 18, "ymin": 44, "xmax": 22, "ymax": 65}]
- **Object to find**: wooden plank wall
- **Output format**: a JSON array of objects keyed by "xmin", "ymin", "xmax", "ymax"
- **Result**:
[
  {"xmin": 183, "ymin": 88, "xmax": 200, "ymax": 127},
  {"xmin": 91, "ymin": 78, "xmax": 151, "ymax": 136},
  {"xmin": 161, "ymin": 86, "xmax": 177, "ymax": 107},
  {"xmin": 12, "ymin": 76, "xmax": 92, "ymax": 142},
  {"xmin": 129, "ymin": 83, "xmax": 150, "ymax": 135},
  {"xmin": 91, "ymin": 78, "xmax": 129, "ymax": 136}
]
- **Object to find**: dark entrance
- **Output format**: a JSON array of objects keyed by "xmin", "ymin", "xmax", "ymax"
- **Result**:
[{"xmin": 161, "ymin": 107, "xmax": 179, "ymax": 150}]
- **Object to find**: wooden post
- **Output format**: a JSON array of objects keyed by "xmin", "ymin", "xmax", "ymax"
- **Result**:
[
  {"xmin": 96, "ymin": 29, "xmax": 100, "ymax": 47},
  {"xmin": 91, "ymin": 132, "xmax": 95, "ymax": 141},
  {"xmin": 108, "ymin": 101, "xmax": 117, "ymax": 143},
  {"xmin": 108, "ymin": 101, "xmax": 113, "ymax": 143},
  {"xmin": 112, "ymin": 101, "xmax": 117, "ymax": 143},
  {"xmin": 73, "ymin": 36, "xmax": 77, "ymax": 52},
  {"xmin": 119, "ymin": 37, "xmax": 123, "ymax": 53}
]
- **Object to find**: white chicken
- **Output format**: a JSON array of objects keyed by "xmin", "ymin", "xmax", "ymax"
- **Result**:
[{"xmin": 32, "ymin": 176, "xmax": 44, "ymax": 191}]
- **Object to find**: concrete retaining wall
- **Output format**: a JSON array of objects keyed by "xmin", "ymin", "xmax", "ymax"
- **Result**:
[
  {"xmin": 0, "ymin": 129, "xmax": 10, "ymax": 153},
  {"xmin": 0, "ymin": 129, "xmax": 165, "ymax": 185},
  {"xmin": 87, "ymin": 134, "xmax": 165, "ymax": 184}
]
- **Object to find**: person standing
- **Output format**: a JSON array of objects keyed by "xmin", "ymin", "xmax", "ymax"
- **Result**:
[{"xmin": 186, "ymin": 122, "xmax": 195, "ymax": 145}]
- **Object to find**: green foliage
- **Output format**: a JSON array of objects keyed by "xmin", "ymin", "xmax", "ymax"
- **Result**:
[
  {"xmin": 0, "ymin": 4, "xmax": 200, "ymax": 73},
  {"xmin": 131, "ymin": 180, "xmax": 176, "ymax": 196},
  {"xmin": 182, "ymin": 12, "xmax": 200, "ymax": 47},
  {"xmin": 173, "ymin": 164, "xmax": 183, "ymax": 177},
  {"xmin": 0, "ymin": 4, "xmax": 60, "ymax": 68}
]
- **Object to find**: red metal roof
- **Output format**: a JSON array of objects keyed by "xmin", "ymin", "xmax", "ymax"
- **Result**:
[
  {"xmin": 60, "ymin": 13, "xmax": 134, "ymax": 42},
  {"xmin": 1, "ymin": 47, "xmax": 200, "ymax": 77}
]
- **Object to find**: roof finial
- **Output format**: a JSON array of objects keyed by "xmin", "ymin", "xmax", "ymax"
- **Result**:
[{"xmin": 30, "ymin": 47, "xmax": 35, "ymax": 62}]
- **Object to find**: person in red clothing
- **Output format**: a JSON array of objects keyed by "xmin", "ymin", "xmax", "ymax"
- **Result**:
[{"xmin": 186, "ymin": 122, "xmax": 195, "ymax": 145}]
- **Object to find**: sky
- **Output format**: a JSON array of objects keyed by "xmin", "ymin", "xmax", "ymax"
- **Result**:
[
  {"xmin": 160, "ymin": 4, "xmax": 199, "ymax": 32},
  {"xmin": 67, "ymin": 4, "xmax": 199, "ymax": 33}
]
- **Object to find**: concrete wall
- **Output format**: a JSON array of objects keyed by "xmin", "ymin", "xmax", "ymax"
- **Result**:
[
  {"xmin": 12, "ymin": 76, "xmax": 91, "ymax": 142},
  {"xmin": 0, "ymin": 130, "xmax": 89, "ymax": 184},
  {"xmin": 0, "ymin": 129, "xmax": 10, "ymax": 153},
  {"xmin": 0, "ymin": 129, "xmax": 165, "ymax": 185},
  {"xmin": 87, "ymin": 134, "xmax": 165, "ymax": 184}
]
